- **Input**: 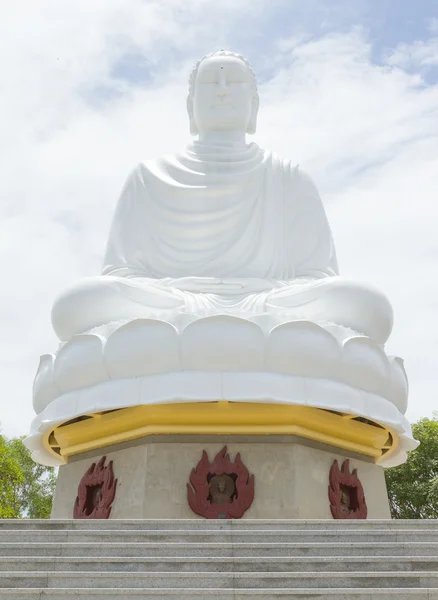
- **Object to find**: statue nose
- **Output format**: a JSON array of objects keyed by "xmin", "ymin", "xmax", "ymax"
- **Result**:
[
  {"xmin": 216, "ymin": 82, "xmax": 229, "ymax": 96},
  {"xmin": 216, "ymin": 70, "xmax": 229, "ymax": 96}
]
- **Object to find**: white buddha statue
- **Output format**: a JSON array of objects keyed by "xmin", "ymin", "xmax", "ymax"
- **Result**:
[{"xmin": 52, "ymin": 50, "xmax": 393, "ymax": 344}]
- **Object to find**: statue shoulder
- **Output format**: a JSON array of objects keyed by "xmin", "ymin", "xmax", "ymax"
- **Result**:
[
  {"xmin": 290, "ymin": 164, "xmax": 320, "ymax": 194},
  {"xmin": 121, "ymin": 162, "xmax": 144, "ymax": 184},
  {"xmin": 117, "ymin": 154, "xmax": 174, "ymax": 204},
  {"xmin": 275, "ymin": 161, "xmax": 325, "ymax": 210},
  {"xmin": 114, "ymin": 162, "xmax": 151, "ymax": 210},
  {"xmin": 120, "ymin": 160, "xmax": 155, "ymax": 193},
  {"xmin": 269, "ymin": 153, "xmax": 319, "ymax": 191}
]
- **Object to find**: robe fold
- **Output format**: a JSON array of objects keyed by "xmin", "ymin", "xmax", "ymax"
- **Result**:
[{"xmin": 103, "ymin": 142, "xmax": 338, "ymax": 283}]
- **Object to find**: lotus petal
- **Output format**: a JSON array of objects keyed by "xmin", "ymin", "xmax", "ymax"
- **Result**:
[
  {"xmin": 104, "ymin": 319, "xmax": 179, "ymax": 379},
  {"xmin": 387, "ymin": 356, "xmax": 409, "ymax": 414},
  {"xmin": 181, "ymin": 316, "xmax": 264, "ymax": 371},
  {"xmin": 342, "ymin": 337, "xmax": 389, "ymax": 395},
  {"xmin": 54, "ymin": 334, "xmax": 107, "ymax": 393},
  {"xmin": 267, "ymin": 320, "xmax": 341, "ymax": 378},
  {"xmin": 33, "ymin": 354, "xmax": 59, "ymax": 413}
]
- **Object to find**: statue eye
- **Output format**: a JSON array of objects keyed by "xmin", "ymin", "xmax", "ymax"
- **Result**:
[
  {"xmin": 226, "ymin": 68, "xmax": 247, "ymax": 83},
  {"xmin": 198, "ymin": 71, "xmax": 217, "ymax": 84}
]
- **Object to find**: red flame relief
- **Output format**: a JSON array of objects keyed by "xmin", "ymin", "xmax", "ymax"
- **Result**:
[
  {"xmin": 73, "ymin": 456, "xmax": 117, "ymax": 519},
  {"xmin": 187, "ymin": 446, "xmax": 255, "ymax": 519},
  {"xmin": 328, "ymin": 459, "xmax": 367, "ymax": 519}
]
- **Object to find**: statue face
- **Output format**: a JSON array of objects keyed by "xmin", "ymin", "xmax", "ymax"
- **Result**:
[{"xmin": 190, "ymin": 56, "xmax": 257, "ymax": 135}]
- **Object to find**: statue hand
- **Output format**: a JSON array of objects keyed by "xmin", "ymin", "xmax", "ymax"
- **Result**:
[{"xmin": 166, "ymin": 277, "xmax": 275, "ymax": 294}]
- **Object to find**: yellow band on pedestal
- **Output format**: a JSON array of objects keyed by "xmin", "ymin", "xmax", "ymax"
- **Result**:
[{"xmin": 44, "ymin": 401, "xmax": 397, "ymax": 465}]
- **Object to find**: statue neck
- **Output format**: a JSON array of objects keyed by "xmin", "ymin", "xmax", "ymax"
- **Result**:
[{"xmin": 197, "ymin": 130, "xmax": 247, "ymax": 148}]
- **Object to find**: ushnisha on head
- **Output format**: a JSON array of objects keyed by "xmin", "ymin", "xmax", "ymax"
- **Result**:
[{"xmin": 187, "ymin": 50, "xmax": 259, "ymax": 137}]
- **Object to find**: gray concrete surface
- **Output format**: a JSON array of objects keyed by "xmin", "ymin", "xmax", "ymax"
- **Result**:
[{"xmin": 51, "ymin": 437, "xmax": 390, "ymax": 519}]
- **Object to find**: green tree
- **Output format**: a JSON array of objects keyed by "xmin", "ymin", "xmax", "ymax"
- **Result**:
[
  {"xmin": 0, "ymin": 435, "xmax": 56, "ymax": 518},
  {"xmin": 0, "ymin": 435, "xmax": 23, "ymax": 518},
  {"xmin": 385, "ymin": 415, "xmax": 438, "ymax": 519}
]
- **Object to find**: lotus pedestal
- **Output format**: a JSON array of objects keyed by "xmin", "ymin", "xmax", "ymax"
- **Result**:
[{"xmin": 25, "ymin": 315, "xmax": 416, "ymax": 519}]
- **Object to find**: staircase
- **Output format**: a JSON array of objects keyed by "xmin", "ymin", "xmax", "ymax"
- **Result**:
[{"xmin": 0, "ymin": 519, "xmax": 437, "ymax": 599}]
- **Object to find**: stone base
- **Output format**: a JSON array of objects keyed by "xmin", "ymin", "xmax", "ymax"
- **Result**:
[{"xmin": 51, "ymin": 435, "xmax": 391, "ymax": 519}]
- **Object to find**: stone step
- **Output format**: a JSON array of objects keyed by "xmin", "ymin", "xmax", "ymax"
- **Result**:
[
  {"xmin": 1, "ymin": 571, "xmax": 438, "ymax": 589},
  {"xmin": 0, "ymin": 541, "xmax": 437, "ymax": 558},
  {"xmin": 1, "ymin": 529, "xmax": 436, "ymax": 544},
  {"xmin": 1, "ymin": 519, "xmax": 437, "ymax": 531},
  {"xmin": 0, "ymin": 588, "xmax": 436, "ymax": 600},
  {"xmin": 0, "ymin": 555, "xmax": 437, "ymax": 573},
  {"xmin": 0, "ymin": 541, "xmax": 437, "ymax": 557},
  {"xmin": 1, "ymin": 521, "xmax": 436, "ymax": 598}
]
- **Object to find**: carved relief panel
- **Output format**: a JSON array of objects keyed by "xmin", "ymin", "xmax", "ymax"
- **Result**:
[
  {"xmin": 187, "ymin": 446, "xmax": 254, "ymax": 519},
  {"xmin": 329, "ymin": 459, "xmax": 367, "ymax": 519},
  {"xmin": 73, "ymin": 456, "xmax": 117, "ymax": 519}
]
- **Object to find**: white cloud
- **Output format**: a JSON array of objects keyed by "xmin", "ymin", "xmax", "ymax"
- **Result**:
[
  {"xmin": 387, "ymin": 36, "xmax": 438, "ymax": 70},
  {"xmin": 1, "ymin": 3, "xmax": 437, "ymax": 437}
]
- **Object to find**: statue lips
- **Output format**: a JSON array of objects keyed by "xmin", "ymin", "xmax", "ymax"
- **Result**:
[{"xmin": 212, "ymin": 99, "xmax": 233, "ymax": 107}]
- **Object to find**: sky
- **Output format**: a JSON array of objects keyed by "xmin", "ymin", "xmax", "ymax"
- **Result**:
[{"xmin": 1, "ymin": 0, "xmax": 438, "ymax": 437}]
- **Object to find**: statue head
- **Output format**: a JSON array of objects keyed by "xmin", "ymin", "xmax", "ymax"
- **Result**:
[{"xmin": 187, "ymin": 51, "xmax": 259, "ymax": 137}]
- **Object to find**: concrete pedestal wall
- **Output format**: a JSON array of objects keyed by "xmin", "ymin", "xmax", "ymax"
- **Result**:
[{"xmin": 51, "ymin": 435, "xmax": 390, "ymax": 519}]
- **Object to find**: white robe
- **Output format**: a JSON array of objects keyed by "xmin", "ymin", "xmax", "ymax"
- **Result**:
[
  {"xmin": 103, "ymin": 142, "xmax": 338, "ymax": 283},
  {"xmin": 52, "ymin": 143, "xmax": 392, "ymax": 342}
]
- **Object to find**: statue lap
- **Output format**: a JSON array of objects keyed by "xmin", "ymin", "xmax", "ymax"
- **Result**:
[{"xmin": 52, "ymin": 274, "xmax": 392, "ymax": 344}]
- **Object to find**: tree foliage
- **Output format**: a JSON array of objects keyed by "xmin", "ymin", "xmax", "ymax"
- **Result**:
[
  {"xmin": 0, "ymin": 434, "xmax": 56, "ymax": 518},
  {"xmin": 0, "ymin": 436, "xmax": 23, "ymax": 518},
  {"xmin": 385, "ymin": 415, "xmax": 438, "ymax": 519}
]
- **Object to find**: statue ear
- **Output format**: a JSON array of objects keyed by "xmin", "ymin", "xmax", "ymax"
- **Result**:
[
  {"xmin": 247, "ymin": 94, "xmax": 259, "ymax": 135},
  {"xmin": 187, "ymin": 95, "xmax": 199, "ymax": 136}
]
